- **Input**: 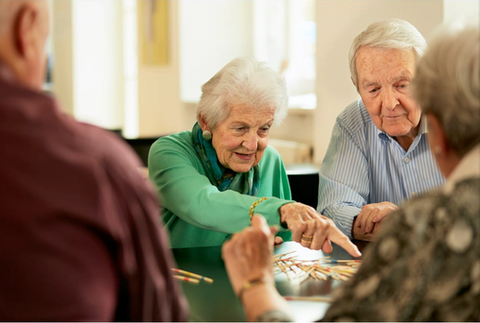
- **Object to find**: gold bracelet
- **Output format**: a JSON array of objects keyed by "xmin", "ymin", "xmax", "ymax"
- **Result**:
[
  {"xmin": 237, "ymin": 277, "xmax": 268, "ymax": 300},
  {"xmin": 249, "ymin": 197, "xmax": 268, "ymax": 219}
]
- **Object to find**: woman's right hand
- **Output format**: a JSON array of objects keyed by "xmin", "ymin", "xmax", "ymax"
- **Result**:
[{"xmin": 279, "ymin": 202, "xmax": 361, "ymax": 257}]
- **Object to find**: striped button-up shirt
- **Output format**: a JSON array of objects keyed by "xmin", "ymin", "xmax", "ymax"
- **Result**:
[{"xmin": 318, "ymin": 99, "xmax": 445, "ymax": 238}]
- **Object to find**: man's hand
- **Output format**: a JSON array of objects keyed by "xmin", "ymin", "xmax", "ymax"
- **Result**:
[
  {"xmin": 352, "ymin": 222, "xmax": 382, "ymax": 241},
  {"xmin": 353, "ymin": 202, "xmax": 399, "ymax": 240},
  {"xmin": 279, "ymin": 202, "xmax": 361, "ymax": 257}
]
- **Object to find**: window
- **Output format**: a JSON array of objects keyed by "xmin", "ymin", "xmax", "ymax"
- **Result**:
[
  {"xmin": 179, "ymin": 0, "xmax": 316, "ymax": 109},
  {"xmin": 253, "ymin": 0, "xmax": 316, "ymax": 109},
  {"xmin": 122, "ymin": 0, "xmax": 139, "ymax": 138}
]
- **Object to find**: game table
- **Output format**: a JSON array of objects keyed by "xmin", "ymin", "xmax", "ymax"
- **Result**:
[{"xmin": 172, "ymin": 240, "xmax": 367, "ymax": 321}]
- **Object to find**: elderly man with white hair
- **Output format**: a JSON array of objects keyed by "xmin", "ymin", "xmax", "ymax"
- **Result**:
[
  {"xmin": 222, "ymin": 24, "xmax": 480, "ymax": 322},
  {"xmin": 0, "ymin": 1, "xmax": 187, "ymax": 320},
  {"xmin": 318, "ymin": 19, "xmax": 445, "ymax": 241}
]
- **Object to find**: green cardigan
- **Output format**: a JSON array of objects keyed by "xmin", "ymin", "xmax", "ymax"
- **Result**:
[{"xmin": 148, "ymin": 130, "xmax": 294, "ymax": 248}]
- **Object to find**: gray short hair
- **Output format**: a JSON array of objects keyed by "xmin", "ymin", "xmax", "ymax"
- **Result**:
[
  {"xmin": 196, "ymin": 57, "xmax": 288, "ymax": 129},
  {"xmin": 349, "ymin": 19, "xmax": 427, "ymax": 88},
  {"xmin": 412, "ymin": 26, "xmax": 480, "ymax": 156}
]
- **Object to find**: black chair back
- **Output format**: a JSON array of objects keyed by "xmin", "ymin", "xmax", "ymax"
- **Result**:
[{"xmin": 286, "ymin": 164, "xmax": 319, "ymax": 209}]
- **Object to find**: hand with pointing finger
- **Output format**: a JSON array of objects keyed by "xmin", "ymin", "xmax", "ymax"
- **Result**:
[{"xmin": 279, "ymin": 202, "xmax": 362, "ymax": 257}]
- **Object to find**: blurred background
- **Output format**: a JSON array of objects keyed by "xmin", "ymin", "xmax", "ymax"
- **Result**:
[{"xmin": 45, "ymin": 0, "xmax": 479, "ymax": 166}]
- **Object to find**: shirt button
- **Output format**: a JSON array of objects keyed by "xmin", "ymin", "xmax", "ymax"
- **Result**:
[
  {"xmin": 404, "ymin": 157, "xmax": 410, "ymax": 163},
  {"xmin": 411, "ymin": 192, "xmax": 417, "ymax": 197}
]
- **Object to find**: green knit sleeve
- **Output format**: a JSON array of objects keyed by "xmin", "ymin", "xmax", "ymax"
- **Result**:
[{"xmin": 148, "ymin": 133, "xmax": 294, "ymax": 234}]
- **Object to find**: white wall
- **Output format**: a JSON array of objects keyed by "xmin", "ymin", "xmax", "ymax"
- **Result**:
[
  {"xmin": 444, "ymin": 0, "xmax": 479, "ymax": 27},
  {"xmin": 313, "ymin": 0, "xmax": 444, "ymax": 164},
  {"xmin": 72, "ymin": 0, "xmax": 123, "ymax": 130},
  {"xmin": 52, "ymin": 0, "xmax": 73, "ymax": 115},
  {"xmin": 51, "ymin": 0, "xmax": 123, "ymax": 130},
  {"xmin": 179, "ymin": 0, "xmax": 253, "ymax": 103}
]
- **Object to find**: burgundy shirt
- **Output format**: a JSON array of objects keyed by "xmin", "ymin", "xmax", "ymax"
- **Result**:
[{"xmin": 0, "ymin": 62, "xmax": 188, "ymax": 321}]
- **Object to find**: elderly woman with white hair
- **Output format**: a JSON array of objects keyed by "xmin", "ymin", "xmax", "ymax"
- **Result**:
[
  {"xmin": 149, "ymin": 57, "xmax": 361, "ymax": 256},
  {"xmin": 222, "ymin": 26, "xmax": 480, "ymax": 321}
]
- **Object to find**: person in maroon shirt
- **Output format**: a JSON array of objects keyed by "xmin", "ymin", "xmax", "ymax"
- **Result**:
[{"xmin": 0, "ymin": 1, "xmax": 188, "ymax": 321}]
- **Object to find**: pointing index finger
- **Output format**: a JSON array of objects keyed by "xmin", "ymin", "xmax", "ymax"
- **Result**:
[{"xmin": 328, "ymin": 226, "xmax": 362, "ymax": 257}]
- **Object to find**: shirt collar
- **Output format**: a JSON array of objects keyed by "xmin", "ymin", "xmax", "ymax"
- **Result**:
[
  {"xmin": 418, "ymin": 115, "xmax": 428, "ymax": 135},
  {"xmin": 443, "ymin": 144, "xmax": 480, "ymax": 194}
]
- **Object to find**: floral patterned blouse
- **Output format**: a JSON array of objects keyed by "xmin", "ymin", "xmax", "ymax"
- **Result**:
[{"xmin": 323, "ymin": 177, "xmax": 480, "ymax": 321}]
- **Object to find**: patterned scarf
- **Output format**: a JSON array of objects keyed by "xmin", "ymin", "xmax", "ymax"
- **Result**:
[{"xmin": 192, "ymin": 122, "xmax": 260, "ymax": 195}]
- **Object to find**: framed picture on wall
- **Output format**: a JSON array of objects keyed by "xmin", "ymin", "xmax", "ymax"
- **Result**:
[{"xmin": 138, "ymin": 0, "xmax": 169, "ymax": 66}]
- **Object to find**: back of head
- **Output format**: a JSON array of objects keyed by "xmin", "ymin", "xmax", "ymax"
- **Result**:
[
  {"xmin": 349, "ymin": 19, "xmax": 427, "ymax": 87},
  {"xmin": 413, "ymin": 26, "xmax": 480, "ymax": 156},
  {"xmin": 196, "ymin": 56, "xmax": 288, "ymax": 129}
]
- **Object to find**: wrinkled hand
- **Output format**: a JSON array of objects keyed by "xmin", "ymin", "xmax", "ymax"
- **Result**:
[
  {"xmin": 352, "ymin": 221, "xmax": 383, "ymax": 242},
  {"xmin": 222, "ymin": 215, "xmax": 275, "ymax": 296},
  {"xmin": 279, "ymin": 202, "xmax": 361, "ymax": 257},
  {"xmin": 354, "ymin": 202, "xmax": 399, "ymax": 238}
]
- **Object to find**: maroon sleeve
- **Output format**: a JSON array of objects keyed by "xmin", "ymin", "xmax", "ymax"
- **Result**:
[
  {"xmin": 95, "ymin": 129, "xmax": 189, "ymax": 321},
  {"xmin": 0, "ymin": 213, "xmax": 120, "ymax": 321}
]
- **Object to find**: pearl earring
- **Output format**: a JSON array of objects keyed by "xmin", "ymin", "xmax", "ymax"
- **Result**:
[{"xmin": 202, "ymin": 130, "xmax": 212, "ymax": 141}]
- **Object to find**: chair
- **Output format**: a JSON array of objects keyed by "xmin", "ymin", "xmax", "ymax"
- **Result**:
[{"xmin": 285, "ymin": 164, "xmax": 319, "ymax": 209}]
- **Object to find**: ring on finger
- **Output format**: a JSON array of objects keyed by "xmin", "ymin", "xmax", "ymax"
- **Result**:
[
  {"xmin": 301, "ymin": 238, "xmax": 312, "ymax": 245},
  {"xmin": 301, "ymin": 234, "xmax": 313, "ymax": 242}
]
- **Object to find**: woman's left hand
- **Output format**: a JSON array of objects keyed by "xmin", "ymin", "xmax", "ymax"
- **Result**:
[{"xmin": 279, "ymin": 202, "xmax": 361, "ymax": 257}]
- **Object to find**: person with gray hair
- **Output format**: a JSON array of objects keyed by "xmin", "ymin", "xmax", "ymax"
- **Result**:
[
  {"xmin": 149, "ymin": 57, "xmax": 361, "ymax": 257},
  {"xmin": 222, "ymin": 24, "xmax": 480, "ymax": 322},
  {"xmin": 318, "ymin": 19, "xmax": 445, "ymax": 242},
  {"xmin": 0, "ymin": 0, "xmax": 188, "ymax": 321}
]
